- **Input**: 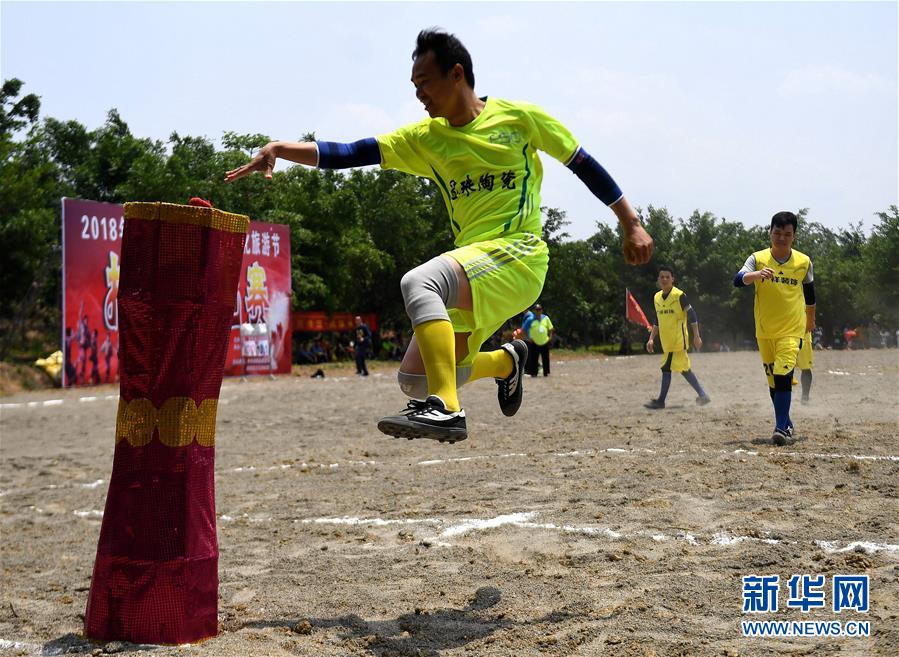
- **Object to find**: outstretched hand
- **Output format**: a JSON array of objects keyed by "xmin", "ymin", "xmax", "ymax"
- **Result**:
[
  {"xmin": 622, "ymin": 223, "xmax": 654, "ymax": 265},
  {"xmin": 224, "ymin": 143, "xmax": 278, "ymax": 183}
]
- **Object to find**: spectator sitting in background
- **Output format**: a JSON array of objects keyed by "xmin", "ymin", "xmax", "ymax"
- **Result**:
[
  {"xmin": 311, "ymin": 341, "xmax": 326, "ymax": 363},
  {"xmin": 380, "ymin": 337, "xmax": 398, "ymax": 360},
  {"xmin": 812, "ymin": 326, "xmax": 823, "ymax": 349}
]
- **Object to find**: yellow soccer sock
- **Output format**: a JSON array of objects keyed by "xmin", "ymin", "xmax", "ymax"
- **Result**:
[
  {"xmin": 414, "ymin": 319, "xmax": 460, "ymax": 411},
  {"xmin": 470, "ymin": 348, "xmax": 514, "ymax": 382}
]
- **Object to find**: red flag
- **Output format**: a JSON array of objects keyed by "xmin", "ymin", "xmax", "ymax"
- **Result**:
[{"xmin": 626, "ymin": 288, "xmax": 652, "ymax": 330}]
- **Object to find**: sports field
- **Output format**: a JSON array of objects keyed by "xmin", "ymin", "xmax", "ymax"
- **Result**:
[{"xmin": 1, "ymin": 349, "xmax": 897, "ymax": 656}]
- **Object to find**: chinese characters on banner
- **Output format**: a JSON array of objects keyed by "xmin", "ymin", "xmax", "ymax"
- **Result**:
[
  {"xmin": 225, "ymin": 222, "xmax": 292, "ymax": 376},
  {"xmin": 61, "ymin": 199, "xmax": 293, "ymax": 386},
  {"xmin": 292, "ymin": 312, "xmax": 378, "ymax": 333}
]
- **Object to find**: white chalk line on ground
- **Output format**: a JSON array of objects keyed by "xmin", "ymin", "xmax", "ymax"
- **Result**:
[
  {"xmin": 0, "ymin": 638, "xmax": 166, "ymax": 655},
  {"xmin": 0, "ymin": 639, "xmax": 42, "ymax": 654},
  {"xmin": 412, "ymin": 445, "xmax": 899, "ymax": 465},
  {"xmin": 826, "ymin": 369, "xmax": 884, "ymax": 377},
  {"xmin": 301, "ymin": 516, "xmax": 443, "ymax": 527},
  {"xmin": 297, "ymin": 511, "xmax": 899, "ymax": 555},
  {"xmin": 50, "ymin": 502, "xmax": 899, "ymax": 557},
  {"xmin": 223, "ymin": 446, "xmax": 898, "ymax": 475},
  {"xmin": 1, "ymin": 393, "xmax": 119, "ymax": 411},
  {"xmin": 5, "ymin": 445, "xmax": 895, "ymax": 501},
  {"xmin": 0, "ymin": 360, "xmax": 884, "ymax": 411}
]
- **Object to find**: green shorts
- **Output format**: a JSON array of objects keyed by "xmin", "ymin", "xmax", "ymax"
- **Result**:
[{"xmin": 445, "ymin": 232, "xmax": 549, "ymax": 368}]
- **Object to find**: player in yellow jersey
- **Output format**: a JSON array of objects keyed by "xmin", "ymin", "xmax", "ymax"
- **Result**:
[
  {"xmin": 225, "ymin": 29, "xmax": 653, "ymax": 443},
  {"xmin": 734, "ymin": 212, "xmax": 816, "ymax": 446},
  {"xmin": 644, "ymin": 266, "xmax": 711, "ymax": 409}
]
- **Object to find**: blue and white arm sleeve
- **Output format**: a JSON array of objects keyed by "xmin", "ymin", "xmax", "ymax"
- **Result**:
[
  {"xmin": 316, "ymin": 138, "xmax": 381, "ymax": 169},
  {"xmin": 566, "ymin": 147, "xmax": 623, "ymax": 206},
  {"xmin": 733, "ymin": 254, "xmax": 756, "ymax": 287}
]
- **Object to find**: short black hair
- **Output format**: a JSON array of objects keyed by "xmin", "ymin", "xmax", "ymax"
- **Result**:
[
  {"xmin": 770, "ymin": 211, "xmax": 798, "ymax": 232},
  {"xmin": 658, "ymin": 265, "xmax": 675, "ymax": 277},
  {"xmin": 412, "ymin": 28, "xmax": 475, "ymax": 88}
]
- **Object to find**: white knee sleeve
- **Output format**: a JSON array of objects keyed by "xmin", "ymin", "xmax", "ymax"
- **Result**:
[
  {"xmin": 397, "ymin": 367, "xmax": 472, "ymax": 399},
  {"xmin": 400, "ymin": 256, "xmax": 459, "ymax": 327}
]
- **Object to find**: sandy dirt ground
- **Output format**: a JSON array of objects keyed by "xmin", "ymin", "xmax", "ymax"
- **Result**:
[{"xmin": 1, "ymin": 349, "xmax": 897, "ymax": 657}]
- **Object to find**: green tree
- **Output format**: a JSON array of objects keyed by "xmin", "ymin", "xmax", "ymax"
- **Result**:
[
  {"xmin": 862, "ymin": 205, "xmax": 899, "ymax": 327},
  {"xmin": 0, "ymin": 80, "xmax": 59, "ymax": 356}
]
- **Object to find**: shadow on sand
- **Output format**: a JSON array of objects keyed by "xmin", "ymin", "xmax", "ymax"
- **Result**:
[{"xmin": 243, "ymin": 586, "xmax": 587, "ymax": 656}]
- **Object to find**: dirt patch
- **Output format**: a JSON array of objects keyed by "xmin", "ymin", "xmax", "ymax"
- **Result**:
[
  {"xmin": 1, "ymin": 349, "xmax": 897, "ymax": 656},
  {"xmin": 0, "ymin": 361, "xmax": 56, "ymax": 397}
]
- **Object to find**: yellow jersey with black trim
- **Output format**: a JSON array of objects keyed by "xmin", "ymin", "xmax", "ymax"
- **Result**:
[
  {"xmin": 752, "ymin": 248, "xmax": 812, "ymax": 339},
  {"xmin": 654, "ymin": 286, "xmax": 689, "ymax": 353},
  {"xmin": 376, "ymin": 97, "xmax": 579, "ymax": 247}
]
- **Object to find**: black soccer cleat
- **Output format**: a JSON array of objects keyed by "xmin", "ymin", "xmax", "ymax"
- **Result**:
[
  {"xmin": 496, "ymin": 339, "xmax": 528, "ymax": 417},
  {"xmin": 644, "ymin": 398, "xmax": 665, "ymax": 410},
  {"xmin": 377, "ymin": 395, "xmax": 468, "ymax": 443},
  {"xmin": 771, "ymin": 428, "xmax": 795, "ymax": 446}
]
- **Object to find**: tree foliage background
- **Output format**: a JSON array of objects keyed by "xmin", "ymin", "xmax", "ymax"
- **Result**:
[{"xmin": 2, "ymin": 78, "xmax": 898, "ymax": 359}]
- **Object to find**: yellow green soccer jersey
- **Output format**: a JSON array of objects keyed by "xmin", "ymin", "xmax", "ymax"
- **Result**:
[
  {"xmin": 744, "ymin": 248, "xmax": 813, "ymax": 339},
  {"xmin": 654, "ymin": 286, "xmax": 689, "ymax": 353},
  {"xmin": 376, "ymin": 97, "xmax": 579, "ymax": 247},
  {"xmin": 528, "ymin": 315, "xmax": 554, "ymax": 346}
]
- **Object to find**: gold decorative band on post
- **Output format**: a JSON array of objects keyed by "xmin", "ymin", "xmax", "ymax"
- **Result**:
[
  {"xmin": 123, "ymin": 202, "xmax": 250, "ymax": 235},
  {"xmin": 116, "ymin": 397, "xmax": 219, "ymax": 447}
]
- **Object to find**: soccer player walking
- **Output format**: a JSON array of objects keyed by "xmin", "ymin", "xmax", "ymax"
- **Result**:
[
  {"xmin": 734, "ymin": 212, "xmax": 816, "ymax": 445},
  {"xmin": 644, "ymin": 267, "xmax": 711, "ymax": 409},
  {"xmin": 226, "ymin": 29, "xmax": 653, "ymax": 442}
]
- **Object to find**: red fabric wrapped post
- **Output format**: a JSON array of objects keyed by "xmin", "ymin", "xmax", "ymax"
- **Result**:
[{"xmin": 85, "ymin": 202, "xmax": 249, "ymax": 644}]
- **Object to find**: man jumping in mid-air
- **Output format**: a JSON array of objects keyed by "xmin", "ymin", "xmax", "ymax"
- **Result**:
[{"xmin": 226, "ymin": 28, "xmax": 653, "ymax": 443}]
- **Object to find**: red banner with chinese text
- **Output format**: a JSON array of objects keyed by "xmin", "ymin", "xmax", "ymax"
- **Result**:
[
  {"xmin": 293, "ymin": 311, "xmax": 378, "ymax": 333},
  {"xmin": 224, "ymin": 222, "xmax": 292, "ymax": 376},
  {"xmin": 62, "ymin": 199, "xmax": 292, "ymax": 384}
]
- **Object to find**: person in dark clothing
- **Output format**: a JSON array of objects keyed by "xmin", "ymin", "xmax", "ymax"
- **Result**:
[
  {"xmin": 89, "ymin": 329, "xmax": 101, "ymax": 385},
  {"xmin": 354, "ymin": 315, "xmax": 373, "ymax": 376}
]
